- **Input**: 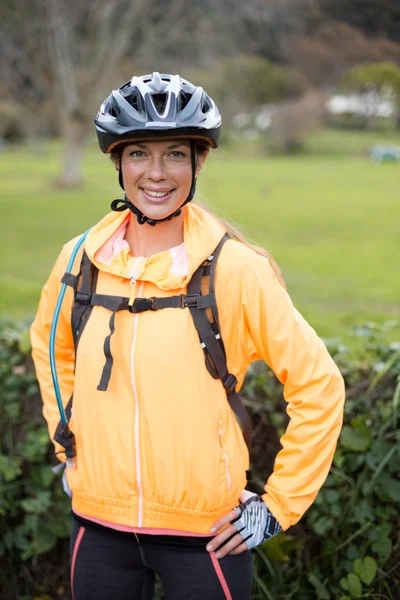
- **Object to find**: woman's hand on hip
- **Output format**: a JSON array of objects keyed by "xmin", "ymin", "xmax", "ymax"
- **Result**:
[
  {"xmin": 206, "ymin": 494, "xmax": 282, "ymax": 559},
  {"xmin": 206, "ymin": 508, "xmax": 248, "ymax": 558}
]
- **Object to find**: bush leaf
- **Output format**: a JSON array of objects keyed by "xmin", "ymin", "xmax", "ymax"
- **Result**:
[
  {"xmin": 347, "ymin": 573, "xmax": 362, "ymax": 597},
  {"xmin": 340, "ymin": 425, "xmax": 371, "ymax": 452}
]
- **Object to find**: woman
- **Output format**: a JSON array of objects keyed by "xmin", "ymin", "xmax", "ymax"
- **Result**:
[{"xmin": 30, "ymin": 72, "xmax": 345, "ymax": 600}]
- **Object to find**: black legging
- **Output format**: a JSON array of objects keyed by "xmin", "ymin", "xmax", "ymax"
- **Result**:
[{"xmin": 70, "ymin": 514, "xmax": 253, "ymax": 600}]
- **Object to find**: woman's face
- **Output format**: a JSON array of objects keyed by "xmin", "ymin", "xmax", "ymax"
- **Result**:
[{"xmin": 119, "ymin": 139, "xmax": 208, "ymax": 220}]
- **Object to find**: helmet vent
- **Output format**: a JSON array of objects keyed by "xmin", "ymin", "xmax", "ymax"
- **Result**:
[
  {"xmin": 152, "ymin": 93, "xmax": 167, "ymax": 115},
  {"xmin": 109, "ymin": 106, "xmax": 120, "ymax": 118},
  {"xmin": 179, "ymin": 91, "xmax": 192, "ymax": 110},
  {"xmin": 202, "ymin": 100, "xmax": 210, "ymax": 114},
  {"xmin": 122, "ymin": 90, "xmax": 141, "ymax": 112}
]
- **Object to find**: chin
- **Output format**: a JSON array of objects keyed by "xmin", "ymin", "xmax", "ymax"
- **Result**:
[
  {"xmin": 129, "ymin": 188, "xmax": 186, "ymax": 221},
  {"xmin": 141, "ymin": 201, "xmax": 182, "ymax": 220}
]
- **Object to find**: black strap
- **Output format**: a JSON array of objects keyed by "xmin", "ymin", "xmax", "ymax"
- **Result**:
[
  {"xmin": 61, "ymin": 272, "xmax": 80, "ymax": 289},
  {"xmin": 73, "ymin": 292, "xmax": 212, "ymax": 315},
  {"xmin": 188, "ymin": 234, "xmax": 253, "ymax": 452},
  {"xmin": 97, "ymin": 299, "xmax": 127, "ymax": 391},
  {"xmin": 209, "ymin": 234, "xmax": 229, "ymax": 330},
  {"xmin": 54, "ymin": 396, "xmax": 76, "ymax": 459},
  {"xmin": 95, "ymin": 292, "xmax": 212, "ymax": 391},
  {"xmin": 55, "ymin": 251, "xmax": 97, "ymax": 450},
  {"xmin": 71, "ymin": 252, "xmax": 97, "ymax": 349}
]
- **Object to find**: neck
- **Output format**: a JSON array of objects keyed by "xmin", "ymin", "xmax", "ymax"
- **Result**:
[{"xmin": 124, "ymin": 210, "xmax": 185, "ymax": 257}]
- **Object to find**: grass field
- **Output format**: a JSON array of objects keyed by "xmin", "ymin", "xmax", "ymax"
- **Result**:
[{"xmin": 1, "ymin": 129, "xmax": 399, "ymax": 349}]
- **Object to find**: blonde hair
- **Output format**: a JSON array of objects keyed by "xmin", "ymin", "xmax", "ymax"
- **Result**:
[
  {"xmin": 110, "ymin": 142, "xmax": 286, "ymax": 290},
  {"xmin": 197, "ymin": 203, "xmax": 287, "ymax": 290}
]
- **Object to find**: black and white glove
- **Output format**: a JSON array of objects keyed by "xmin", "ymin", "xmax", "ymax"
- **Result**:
[{"xmin": 231, "ymin": 491, "xmax": 282, "ymax": 550}]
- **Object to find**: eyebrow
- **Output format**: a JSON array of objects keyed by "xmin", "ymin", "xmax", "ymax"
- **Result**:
[{"xmin": 129, "ymin": 141, "xmax": 190, "ymax": 150}]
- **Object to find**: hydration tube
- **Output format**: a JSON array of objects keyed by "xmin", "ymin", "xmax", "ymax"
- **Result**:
[{"xmin": 49, "ymin": 228, "xmax": 92, "ymax": 428}]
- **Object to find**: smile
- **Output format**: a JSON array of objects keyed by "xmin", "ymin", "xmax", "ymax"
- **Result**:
[{"xmin": 140, "ymin": 188, "xmax": 176, "ymax": 203}]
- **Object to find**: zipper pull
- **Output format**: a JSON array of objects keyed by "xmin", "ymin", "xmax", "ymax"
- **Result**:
[{"xmin": 128, "ymin": 271, "xmax": 138, "ymax": 307}]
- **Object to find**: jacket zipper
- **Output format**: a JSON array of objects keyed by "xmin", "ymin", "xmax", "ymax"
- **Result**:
[
  {"xmin": 219, "ymin": 427, "xmax": 231, "ymax": 491},
  {"xmin": 129, "ymin": 260, "xmax": 145, "ymax": 527}
]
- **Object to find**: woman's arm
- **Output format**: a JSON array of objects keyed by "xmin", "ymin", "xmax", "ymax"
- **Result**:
[
  {"xmin": 239, "ymin": 250, "xmax": 345, "ymax": 531},
  {"xmin": 30, "ymin": 242, "xmax": 78, "ymax": 461}
]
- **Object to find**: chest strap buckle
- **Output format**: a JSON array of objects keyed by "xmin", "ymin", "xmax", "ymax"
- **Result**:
[
  {"xmin": 131, "ymin": 297, "xmax": 155, "ymax": 313},
  {"xmin": 183, "ymin": 294, "xmax": 199, "ymax": 308},
  {"xmin": 76, "ymin": 291, "xmax": 92, "ymax": 305}
]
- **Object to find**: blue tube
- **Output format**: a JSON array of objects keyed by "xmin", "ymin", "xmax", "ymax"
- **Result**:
[{"xmin": 49, "ymin": 229, "xmax": 92, "ymax": 426}]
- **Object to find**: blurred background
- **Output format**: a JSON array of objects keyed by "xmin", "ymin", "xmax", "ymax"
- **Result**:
[
  {"xmin": 1, "ymin": 3, "xmax": 400, "ymax": 599},
  {"xmin": 1, "ymin": 0, "xmax": 400, "ymax": 344}
]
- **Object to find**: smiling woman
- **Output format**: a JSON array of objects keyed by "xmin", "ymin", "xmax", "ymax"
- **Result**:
[
  {"xmin": 110, "ymin": 139, "xmax": 209, "ymax": 256},
  {"xmin": 30, "ymin": 72, "xmax": 345, "ymax": 600}
]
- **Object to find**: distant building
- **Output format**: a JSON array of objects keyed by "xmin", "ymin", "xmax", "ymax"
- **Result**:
[{"xmin": 326, "ymin": 94, "xmax": 395, "ymax": 118}]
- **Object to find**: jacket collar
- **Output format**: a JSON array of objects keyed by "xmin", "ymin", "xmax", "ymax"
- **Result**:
[{"xmin": 84, "ymin": 203, "xmax": 226, "ymax": 291}]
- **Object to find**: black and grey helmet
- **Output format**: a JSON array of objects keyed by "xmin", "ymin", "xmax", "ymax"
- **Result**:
[{"xmin": 95, "ymin": 72, "xmax": 221, "ymax": 153}]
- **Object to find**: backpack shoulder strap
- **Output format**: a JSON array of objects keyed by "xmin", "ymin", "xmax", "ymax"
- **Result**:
[
  {"xmin": 187, "ymin": 234, "xmax": 253, "ymax": 455},
  {"xmin": 55, "ymin": 247, "xmax": 98, "ymax": 459},
  {"xmin": 72, "ymin": 250, "xmax": 99, "ymax": 350}
]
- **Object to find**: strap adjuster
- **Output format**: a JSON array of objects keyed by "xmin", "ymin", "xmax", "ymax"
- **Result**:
[
  {"xmin": 76, "ymin": 291, "xmax": 92, "ymax": 305},
  {"xmin": 222, "ymin": 373, "xmax": 237, "ymax": 394},
  {"xmin": 183, "ymin": 294, "xmax": 199, "ymax": 308},
  {"xmin": 131, "ymin": 297, "xmax": 155, "ymax": 313}
]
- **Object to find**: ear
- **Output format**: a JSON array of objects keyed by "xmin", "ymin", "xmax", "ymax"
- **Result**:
[{"xmin": 195, "ymin": 149, "xmax": 209, "ymax": 177}]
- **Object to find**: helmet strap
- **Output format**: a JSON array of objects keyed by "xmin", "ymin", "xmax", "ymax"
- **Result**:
[
  {"xmin": 112, "ymin": 140, "xmax": 197, "ymax": 226},
  {"xmin": 118, "ymin": 165, "xmax": 124, "ymax": 190}
]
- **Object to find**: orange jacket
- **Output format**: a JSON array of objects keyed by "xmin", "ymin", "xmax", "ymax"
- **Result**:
[{"xmin": 30, "ymin": 203, "xmax": 345, "ymax": 534}]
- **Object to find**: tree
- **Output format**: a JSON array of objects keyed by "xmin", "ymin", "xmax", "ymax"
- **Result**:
[
  {"xmin": 284, "ymin": 22, "xmax": 400, "ymax": 87},
  {"xmin": 0, "ymin": 0, "xmax": 205, "ymax": 186},
  {"xmin": 340, "ymin": 61, "xmax": 400, "ymax": 126},
  {"xmin": 267, "ymin": 90, "xmax": 326, "ymax": 154},
  {"xmin": 321, "ymin": 0, "xmax": 400, "ymax": 44}
]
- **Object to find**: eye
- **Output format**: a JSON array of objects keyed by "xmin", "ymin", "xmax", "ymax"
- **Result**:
[
  {"xmin": 129, "ymin": 149, "xmax": 145, "ymax": 158},
  {"xmin": 170, "ymin": 150, "xmax": 186, "ymax": 158}
]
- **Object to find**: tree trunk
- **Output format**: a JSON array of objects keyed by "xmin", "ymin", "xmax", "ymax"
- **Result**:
[{"xmin": 58, "ymin": 115, "xmax": 90, "ymax": 187}]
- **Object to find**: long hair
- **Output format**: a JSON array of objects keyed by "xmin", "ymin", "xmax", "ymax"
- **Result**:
[
  {"xmin": 110, "ymin": 142, "xmax": 286, "ymax": 290},
  {"xmin": 194, "ymin": 143, "xmax": 286, "ymax": 290},
  {"xmin": 196, "ymin": 202, "xmax": 286, "ymax": 290}
]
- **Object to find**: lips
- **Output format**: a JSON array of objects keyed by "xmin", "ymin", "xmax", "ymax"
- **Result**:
[{"xmin": 140, "ymin": 187, "xmax": 175, "ymax": 203}]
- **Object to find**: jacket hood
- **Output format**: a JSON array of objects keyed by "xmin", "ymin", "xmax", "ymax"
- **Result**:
[{"xmin": 84, "ymin": 203, "xmax": 226, "ymax": 291}]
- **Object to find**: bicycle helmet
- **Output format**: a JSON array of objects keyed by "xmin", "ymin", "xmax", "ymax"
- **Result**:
[{"xmin": 94, "ymin": 72, "xmax": 221, "ymax": 226}]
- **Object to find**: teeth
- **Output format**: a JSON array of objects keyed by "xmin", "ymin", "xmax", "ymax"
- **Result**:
[{"xmin": 143, "ymin": 189, "xmax": 171, "ymax": 197}]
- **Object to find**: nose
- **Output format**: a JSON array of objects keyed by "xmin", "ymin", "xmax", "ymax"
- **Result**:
[{"xmin": 147, "ymin": 156, "xmax": 166, "ymax": 181}]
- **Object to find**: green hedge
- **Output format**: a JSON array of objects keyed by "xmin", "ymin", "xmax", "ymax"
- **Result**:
[{"xmin": 1, "ymin": 319, "xmax": 399, "ymax": 600}]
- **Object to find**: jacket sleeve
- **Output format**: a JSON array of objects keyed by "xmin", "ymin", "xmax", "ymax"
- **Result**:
[
  {"xmin": 240, "ymin": 251, "xmax": 345, "ymax": 531},
  {"xmin": 30, "ymin": 243, "xmax": 78, "ymax": 461}
]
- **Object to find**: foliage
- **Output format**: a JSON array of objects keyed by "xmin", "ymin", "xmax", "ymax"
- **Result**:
[
  {"xmin": 341, "ymin": 62, "xmax": 400, "ymax": 107},
  {"xmin": 1, "ymin": 318, "xmax": 399, "ymax": 599},
  {"xmin": 265, "ymin": 90, "xmax": 326, "ymax": 154},
  {"xmin": 247, "ymin": 322, "xmax": 400, "ymax": 599},
  {"xmin": 0, "ymin": 318, "xmax": 71, "ymax": 599},
  {"xmin": 284, "ymin": 22, "xmax": 400, "ymax": 88},
  {"xmin": 187, "ymin": 55, "xmax": 307, "ymax": 120},
  {"xmin": 321, "ymin": 0, "xmax": 400, "ymax": 45},
  {"xmin": 0, "ymin": 101, "xmax": 26, "ymax": 144}
]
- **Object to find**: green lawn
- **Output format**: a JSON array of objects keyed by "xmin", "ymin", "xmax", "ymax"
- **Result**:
[{"xmin": 1, "ymin": 132, "xmax": 399, "ymax": 349}]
